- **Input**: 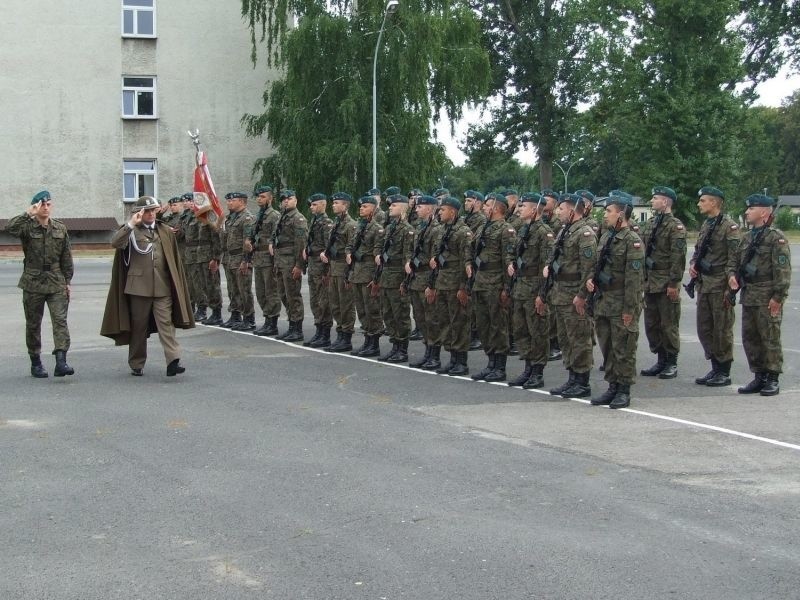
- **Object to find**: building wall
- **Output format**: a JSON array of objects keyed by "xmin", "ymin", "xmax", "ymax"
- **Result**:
[{"xmin": 0, "ymin": 0, "xmax": 278, "ymax": 224}]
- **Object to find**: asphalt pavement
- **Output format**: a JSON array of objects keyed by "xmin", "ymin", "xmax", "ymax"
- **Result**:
[{"xmin": 1, "ymin": 254, "xmax": 799, "ymax": 599}]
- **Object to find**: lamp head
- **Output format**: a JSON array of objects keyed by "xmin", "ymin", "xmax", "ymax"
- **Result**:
[{"xmin": 386, "ymin": 0, "xmax": 399, "ymax": 13}]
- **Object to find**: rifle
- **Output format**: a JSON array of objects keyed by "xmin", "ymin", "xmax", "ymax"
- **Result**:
[
  {"xmin": 321, "ymin": 216, "xmax": 344, "ymax": 276},
  {"xmin": 244, "ymin": 206, "xmax": 268, "ymax": 264},
  {"xmin": 587, "ymin": 215, "xmax": 622, "ymax": 316},
  {"xmin": 401, "ymin": 214, "xmax": 434, "ymax": 293},
  {"xmin": 372, "ymin": 217, "xmax": 399, "ymax": 285},
  {"xmin": 427, "ymin": 220, "xmax": 457, "ymax": 290},
  {"xmin": 304, "ymin": 214, "xmax": 319, "ymax": 263},
  {"xmin": 538, "ymin": 207, "xmax": 575, "ymax": 302},
  {"xmin": 270, "ymin": 209, "xmax": 289, "ymax": 273},
  {"xmin": 465, "ymin": 203, "xmax": 496, "ymax": 294},
  {"xmin": 644, "ymin": 212, "xmax": 665, "ymax": 280},
  {"xmin": 506, "ymin": 197, "xmax": 543, "ymax": 296},
  {"xmin": 683, "ymin": 214, "xmax": 723, "ymax": 299},
  {"xmin": 727, "ymin": 206, "xmax": 776, "ymax": 306},
  {"xmin": 345, "ymin": 218, "xmax": 369, "ymax": 284}
]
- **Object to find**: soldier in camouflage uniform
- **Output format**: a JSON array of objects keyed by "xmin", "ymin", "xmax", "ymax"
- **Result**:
[
  {"xmin": 541, "ymin": 189, "xmax": 563, "ymax": 362},
  {"xmin": 375, "ymin": 195, "xmax": 415, "ymax": 363},
  {"xmin": 639, "ymin": 186, "xmax": 687, "ymax": 379},
  {"xmin": 345, "ymin": 197, "xmax": 385, "ymax": 357},
  {"xmin": 469, "ymin": 193, "xmax": 517, "ymax": 382},
  {"xmin": 406, "ymin": 188, "xmax": 422, "ymax": 339},
  {"xmin": 587, "ymin": 192, "xmax": 645, "ymax": 409},
  {"xmin": 220, "ymin": 193, "xmax": 256, "ymax": 331},
  {"xmin": 369, "ymin": 188, "xmax": 387, "ymax": 226},
  {"xmin": 301, "ymin": 193, "xmax": 334, "ymax": 347},
  {"xmin": 690, "ymin": 186, "xmax": 741, "ymax": 387},
  {"xmin": 541, "ymin": 193, "xmax": 597, "ymax": 398},
  {"xmin": 182, "ymin": 206, "xmax": 209, "ymax": 321},
  {"xmin": 218, "ymin": 196, "xmax": 240, "ymax": 327},
  {"xmin": 321, "ymin": 193, "xmax": 357, "ymax": 352},
  {"xmin": 196, "ymin": 218, "xmax": 223, "ymax": 326},
  {"xmin": 405, "ymin": 195, "xmax": 443, "ymax": 369},
  {"xmin": 503, "ymin": 189, "xmax": 523, "ymax": 231},
  {"xmin": 247, "ymin": 186, "xmax": 282, "ymax": 336},
  {"xmin": 506, "ymin": 193, "xmax": 554, "ymax": 389},
  {"xmin": 426, "ymin": 196, "xmax": 473, "ymax": 375},
  {"xmin": 729, "ymin": 194, "xmax": 792, "ymax": 396},
  {"xmin": 161, "ymin": 197, "xmax": 184, "ymax": 229},
  {"xmin": 270, "ymin": 189, "xmax": 308, "ymax": 342},
  {"xmin": 463, "ymin": 190, "xmax": 487, "ymax": 351},
  {"xmin": 7, "ymin": 191, "xmax": 75, "ymax": 378}
]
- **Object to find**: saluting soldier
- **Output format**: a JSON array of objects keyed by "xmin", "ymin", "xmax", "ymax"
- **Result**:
[
  {"xmin": 322, "ymin": 192, "xmax": 358, "ymax": 352},
  {"xmin": 542, "ymin": 193, "xmax": 597, "ymax": 398},
  {"xmin": 463, "ymin": 190, "xmax": 487, "ymax": 351},
  {"xmin": 586, "ymin": 191, "xmax": 645, "ymax": 409},
  {"xmin": 541, "ymin": 189, "xmax": 563, "ymax": 362},
  {"xmin": 639, "ymin": 186, "xmax": 687, "ymax": 379},
  {"xmin": 506, "ymin": 193, "xmax": 554, "ymax": 389},
  {"xmin": 302, "ymin": 193, "xmax": 334, "ymax": 347},
  {"xmin": 426, "ymin": 196, "xmax": 473, "ymax": 375},
  {"xmin": 270, "ymin": 189, "xmax": 308, "ymax": 342},
  {"xmin": 7, "ymin": 191, "xmax": 75, "ymax": 378},
  {"xmin": 406, "ymin": 195, "xmax": 443, "ymax": 369},
  {"xmin": 729, "ymin": 194, "xmax": 791, "ymax": 396},
  {"xmin": 248, "ymin": 186, "xmax": 282, "ymax": 336},
  {"xmin": 162, "ymin": 196, "xmax": 184, "ymax": 229},
  {"xmin": 222, "ymin": 192, "xmax": 256, "ymax": 331},
  {"xmin": 375, "ymin": 195, "xmax": 415, "ymax": 362},
  {"xmin": 346, "ymin": 196, "xmax": 385, "ymax": 357},
  {"xmin": 470, "ymin": 193, "xmax": 517, "ymax": 382},
  {"xmin": 691, "ymin": 186, "xmax": 741, "ymax": 387}
]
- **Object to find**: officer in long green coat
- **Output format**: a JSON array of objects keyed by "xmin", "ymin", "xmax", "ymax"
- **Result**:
[
  {"xmin": 7, "ymin": 191, "xmax": 75, "ymax": 378},
  {"xmin": 729, "ymin": 194, "xmax": 792, "ymax": 396}
]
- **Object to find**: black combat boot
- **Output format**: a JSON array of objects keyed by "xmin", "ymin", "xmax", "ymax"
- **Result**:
[
  {"xmin": 522, "ymin": 364, "xmax": 545, "ymax": 389},
  {"xmin": 658, "ymin": 353, "xmax": 678, "ymax": 379},
  {"xmin": 263, "ymin": 316, "xmax": 279, "ymax": 336},
  {"xmin": 609, "ymin": 384, "xmax": 631, "ymax": 409},
  {"xmin": 328, "ymin": 331, "xmax": 354, "ymax": 353},
  {"xmin": 695, "ymin": 358, "xmax": 718, "ymax": 385},
  {"xmin": 590, "ymin": 382, "xmax": 619, "ymax": 406},
  {"xmin": 53, "ymin": 350, "xmax": 74, "ymax": 377},
  {"xmin": 253, "ymin": 317, "xmax": 273, "ymax": 336},
  {"xmin": 508, "ymin": 360, "xmax": 533, "ymax": 387},
  {"xmin": 471, "ymin": 353, "xmax": 496, "ymax": 381},
  {"xmin": 350, "ymin": 333, "xmax": 369, "ymax": 355},
  {"xmin": 410, "ymin": 344, "xmax": 432, "ymax": 368},
  {"xmin": 193, "ymin": 305, "xmax": 207, "ymax": 321},
  {"xmin": 387, "ymin": 340, "xmax": 409, "ymax": 363},
  {"xmin": 232, "ymin": 314, "xmax": 256, "ymax": 331},
  {"xmin": 166, "ymin": 358, "xmax": 186, "ymax": 376},
  {"xmin": 561, "ymin": 371, "xmax": 591, "ymax": 398},
  {"xmin": 30, "ymin": 355, "xmax": 48, "ymax": 378},
  {"xmin": 760, "ymin": 372, "xmax": 780, "ymax": 396},
  {"xmin": 359, "ymin": 334, "xmax": 381, "ymax": 358},
  {"xmin": 436, "ymin": 350, "xmax": 457, "ymax": 375},
  {"xmin": 706, "ymin": 360, "xmax": 732, "ymax": 387},
  {"xmin": 275, "ymin": 321, "xmax": 294, "ymax": 340},
  {"xmin": 485, "ymin": 354, "xmax": 507, "ymax": 382},
  {"xmin": 304, "ymin": 325, "xmax": 322, "ymax": 347},
  {"xmin": 379, "ymin": 339, "xmax": 399, "ymax": 362},
  {"xmin": 738, "ymin": 372, "xmax": 766, "ymax": 394},
  {"xmin": 548, "ymin": 339, "xmax": 562, "ymax": 361},
  {"xmin": 312, "ymin": 326, "xmax": 332, "ymax": 349},
  {"xmin": 283, "ymin": 320, "xmax": 304, "ymax": 342},
  {"xmin": 508, "ymin": 334, "xmax": 519, "ymax": 356},
  {"xmin": 203, "ymin": 307, "xmax": 223, "ymax": 326},
  {"xmin": 448, "ymin": 351, "xmax": 470, "ymax": 376},
  {"xmin": 221, "ymin": 311, "xmax": 241, "ymax": 329},
  {"xmin": 469, "ymin": 329, "xmax": 482, "ymax": 351},
  {"xmin": 409, "ymin": 326, "xmax": 422, "ymax": 341},
  {"xmin": 549, "ymin": 369, "xmax": 574, "ymax": 395},
  {"xmin": 326, "ymin": 331, "xmax": 345, "ymax": 352},
  {"xmin": 640, "ymin": 349, "xmax": 666, "ymax": 376},
  {"xmin": 421, "ymin": 346, "xmax": 442, "ymax": 371}
]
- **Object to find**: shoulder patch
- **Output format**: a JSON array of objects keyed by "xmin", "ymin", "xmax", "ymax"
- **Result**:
[
  {"xmin": 508, "ymin": 228, "xmax": 515, "ymax": 233},
  {"xmin": 631, "ymin": 260, "xmax": 641, "ymax": 271},
  {"xmin": 730, "ymin": 224, "xmax": 738, "ymax": 230},
  {"xmin": 583, "ymin": 231, "xmax": 592, "ymax": 237},
  {"xmin": 778, "ymin": 255, "xmax": 788, "ymax": 266},
  {"xmin": 633, "ymin": 241, "xmax": 641, "ymax": 249},
  {"xmin": 676, "ymin": 239, "xmax": 686, "ymax": 249},
  {"xmin": 778, "ymin": 238, "xmax": 786, "ymax": 244},
  {"xmin": 676, "ymin": 225, "xmax": 684, "ymax": 230},
  {"xmin": 632, "ymin": 225, "xmax": 640, "ymax": 232},
  {"xmin": 582, "ymin": 247, "xmax": 594, "ymax": 258},
  {"xmin": 546, "ymin": 233, "xmax": 554, "ymax": 238}
]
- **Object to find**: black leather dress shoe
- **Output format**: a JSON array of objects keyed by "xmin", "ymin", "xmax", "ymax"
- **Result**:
[
  {"xmin": 131, "ymin": 368, "xmax": 143, "ymax": 376},
  {"xmin": 166, "ymin": 359, "xmax": 185, "ymax": 376}
]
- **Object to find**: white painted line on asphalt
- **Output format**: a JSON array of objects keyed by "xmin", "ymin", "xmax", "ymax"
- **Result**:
[{"xmin": 202, "ymin": 324, "xmax": 800, "ymax": 453}]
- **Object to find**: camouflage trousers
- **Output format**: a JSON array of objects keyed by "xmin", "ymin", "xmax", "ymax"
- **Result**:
[
  {"xmin": 512, "ymin": 298, "xmax": 549, "ymax": 364},
  {"xmin": 307, "ymin": 261, "xmax": 333, "ymax": 328},
  {"xmin": 226, "ymin": 261, "xmax": 254, "ymax": 318},
  {"xmin": 595, "ymin": 313, "xmax": 640, "ymax": 385},
  {"xmin": 643, "ymin": 292, "xmax": 681, "ymax": 355},
  {"xmin": 222, "ymin": 263, "xmax": 239, "ymax": 313},
  {"xmin": 328, "ymin": 275, "xmax": 354, "ymax": 333},
  {"xmin": 410, "ymin": 288, "xmax": 438, "ymax": 343},
  {"xmin": 432, "ymin": 289, "xmax": 469, "ymax": 352},
  {"xmin": 23, "ymin": 289, "xmax": 70, "ymax": 356},
  {"xmin": 352, "ymin": 283, "xmax": 382, "ymax": 336},
  {"xmin": 554, "ymin": 303, "xmax": 593, "ymax": 373},
  {"xmin": 473, "ymin": 290, "xmax": 510, "ymax": 355},
  {"xmin": 187, "ymin": 262, "xmax": 203, "ymax": 306},
  {"xmin": 200, "ymin": 261, "xmax": 223, "ymax": 310},
  {"xmin": 254, "ymin": 263, "xmax": 282, "ymax": 318},
  {"xmin": 742, "ymin": 305, "xmax": 783, "ymax": 374},
  {"xmin": 275, "ymin": 265, "xmax": 304, "ymax": 322},
  {"xmin": 381, "ymin": 287, "xmax": 411, "ymax": 342},
  {"xmin": 696, "ymin": 291, "xmax": 735, "ymax": 363}
]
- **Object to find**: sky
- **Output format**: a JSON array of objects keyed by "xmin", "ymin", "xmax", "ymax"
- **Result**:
[{"xmin": 435, "ymin": 67, "xmax": 800, "ymax": 167}]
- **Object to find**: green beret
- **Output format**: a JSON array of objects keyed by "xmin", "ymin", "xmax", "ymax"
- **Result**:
[
  {"xmin": 486, "ymin": 192, "xmax": 508, "ymax": 207},
  {"xmin": 359, "ymin": 195, "xmax": 378, "ymax": 206},
  {"xmin": 181, "ymin": 192, "xmax": 194, "ymax": 201},
  {"xmin": 416, "ymin": 195, "xmax": 437, "ymax": 206},
  {"xmin": 745, "ymin": 193, "xmax": 775, "ymax": 207},
  {"xmin": 464, "ymin": 190, "xmax": 485, "ymax": 202},
  {"xmin": 698, "ymin": 186, "xmax": 725, "ymax": 201},
  {"xmin": 281, "ymin": 189, "xmax": 296, "ymax": 199},
  {"xmin": 368, "ymin": 188, "xmax": 381, "ymax": 196},
  {"xmin": 308, "ymin": 193, "xmax": 327, "ymax": 203},
  {"xmin": 503, "ymin": 189, "xmax": 519, "ymax": 197},
  {"xmin": 607, "ymin": 189, "xmax": 634, "ymax": 207},
  {"xmin": 557, "ymin": 193, "xmax": 580, "ymax": 205},
  {"xmin": 575, "ymin": 189, "xmax": 595, "ymax": 203},
  {"xmin": 440, "ymin": 196, "xmax": 462, "ymax": 211},
  {"xmin": 541, "ymin": 189, "xmax": 559, "ymax": 201},
  {"xmin": 652, "ymin": 186, "xmax": 677, "ymax": 202},
  {"xmin": 433, "ymin": 188, "xmax": 450, "ymax": 197},
  {"xmin": 31, "ymin": 190, "xmax": 51, "ymax": 204},
  {"xmin": 254, "ymin": 185, "xmax": 273, "ymax": 195},
  {"xmin": 388, "ymin": 194, "xmax": 408, "ymax": 205},
  {"xmin": 136, "ymin": 196, "xmax": 160, "ymax": 209},
  {"xmin": 384, "ymin": 186, "xmax": 401, "ymax": 196},
  {"xmin": 225, "ymin": 192, "xmax": 248, "ymax": 200},
  {"xmin": 168, "ymin": 196, "xmax": 182, "ymax": 205},
  {"xmin": 520, "ymin": 192, "xmax": 542, "ymax": 204},
  {"xmin": 331, "ymin": 192, "xmax": 352, "ymax": 203}
]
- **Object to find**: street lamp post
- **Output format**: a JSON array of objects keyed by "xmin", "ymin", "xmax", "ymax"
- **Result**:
[
  {"xmin": 552, "ymin": 158, "xmax": 584, "ymax": 193},
  {"xmin": 372, "ymin": 0, "xmax": 400, "ymax": 190}
]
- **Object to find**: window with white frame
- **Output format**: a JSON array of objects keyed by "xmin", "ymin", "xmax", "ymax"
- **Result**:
[
  {"xmin": 123, "ymin": 160, "xmax": 157, "ymax": 202},
  {"xmin": 122, "ymin": 77, "xmax": 156, "ymax": 118},
  {"xmin": 122, "ymin": 0, "xmax": 155, "ymax": 37}
]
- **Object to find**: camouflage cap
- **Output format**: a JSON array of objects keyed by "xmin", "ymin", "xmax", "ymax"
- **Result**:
[
  {"xmin": 698, "ymin": 186, "xmax": 725, "ymax": 201},
  {"xmin": 31, "ymin": 190, "xmax": 51, "ymax": 204}
]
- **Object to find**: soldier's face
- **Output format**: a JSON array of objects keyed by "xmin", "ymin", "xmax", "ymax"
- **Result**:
[
  {"xmin": 257, "ymin": 193, "xmax": 272, "ymax": 207},
  {"xmin": 39, "ymin": 200, "xmax": 52, "ymax": 217},
  {"xmin": 519, "ymin": 202, "xmax": 535, "ymax": 220},
  {"xmin": 651, "ymin": 194, "xmax": 668, "ymax": 212},
  {"xmin": 416, "ymin": 204, "xmax": 433, "ymax": 219},
  {"xmin": 439, "ymin": 206, "xmax": 456, "ymax": 223},
  {"xmin": 745, "ymin": 205, "xmax": 769, "ymax": 226},
  {"xmin": 284, "ymin": 196, "xmax": 297, "ymax": 210},
  {"xmin": 332, "ymin": 200, "xmax": 348, "ymax": 215},
  {"xmin": 170, "ymin": 202, "xmax": 183, "ymax": 213},
  {"xmin": 604, "ymin": 205, "xmax": 623, "ymax": 227},
  {"xmin": 483, "ymin": 200, "xmax": 495, "ymax": 217},
  {"xmin": 359, "ymin": 203, "xmax": 374, "ymax": 218},
  {"xmin": 230, "ymin": 198, "xmax": 245, "ymax": 212},
  {"xmin": 389, "ymin": 202, "xmax": 407, "ymax": 218},
  {"xmin": 544, "ymin": 197, "xmax": 556, "ymax": 216},
  {"xmin": 697, "ymin": 195, "xmax": 721, "ymax": 215},
  {"xmin": 556, "ymin": 202, "xmax": 572, "ymax": 221},
  {"xmin": 141, "ymin": 207, "xmax": 157, "ymax": 225}
]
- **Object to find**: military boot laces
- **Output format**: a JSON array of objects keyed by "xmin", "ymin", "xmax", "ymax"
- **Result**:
[
  {"xmin": 522, "ymin": 364, "xmax": 545, "ymax": 389},
  {"xmin": 421, "ymin": 346, "xmax": 442, "ymax": 371},
  {"xmin": 484, "ymin": 354, "xmax": 507, "ymax": 383}
]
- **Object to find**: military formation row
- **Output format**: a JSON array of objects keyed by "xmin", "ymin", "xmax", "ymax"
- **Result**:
[{"xmin": 160, "ymin": 184, "xmax": 792, "ymax": 406}]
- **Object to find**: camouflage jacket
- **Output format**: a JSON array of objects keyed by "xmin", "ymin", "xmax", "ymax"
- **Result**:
[
  {"xmin": 464, "ymin": 210, "xmax": 487, "ymax": 236},
  {"xmin": 321, "ymin": 213, "xmax": 356, "ymax": 278},
  {"xmin": 196, "ymin": 221, "xmax": 221, "ymax": 263},
  {"xmin": 271, "ymin": 207, "xmax": 308, "ymax": 270},
  {"xmin": 6, "ymin": 214, "xmax": 73, "ymax": 293},
  {"xmin": 691, "ymin": 214, "xmax": 741, "ymax": 294},
  {"xmin": 408, "ymin": 217, "xmax": 442, "ymax": 292},
  {"xmin": 550, "ymin": 218, "xmax": 597, "ymax": 305},
  {"xmin": 224, "ymin": 209, "xmax": 254, "ymax": 266},
  {"xmin": 641, "ymin": 212, "xmax": 687, "ymax": 294},
  {"xmin": 251, "ymin": 206, "xmax": 280, "ymax": 268},
  {"xmin": 305, "ymin": 213, "xmax": 334, "ymax": 274},
  {"xmin": 473, "ymin": 219, "xmax": 517, "ymax": 292},
  {"xmin": 511, "ymin": 219, "xmax": 554, "ymax": 301},
  {"xmin": 377, "ymin": 218, "xmax": 415, "ymax": 287},
  {"xmin": 732, "ymin": 226, "xmax": 792, "ymax": 306},
  {"xmin": 346, "ymin": 218, "xmax": 384, "ymax": 284},
  {"xmin": 430, "ymin": 220, "xmax": 473, "ymax": 291},
  {"xmin": 593, "ymin": 226, "xmax": 644, "ymax": 317}
]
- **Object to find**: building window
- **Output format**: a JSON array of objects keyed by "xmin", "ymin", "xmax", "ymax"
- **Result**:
[
  {"xmin": 122, "ymin": 77, "xmax": 156, "ymax": 118},
  {"xmin": 122, "ymin": 0, "xmax": 156, "ymax": 37},
  {"xmin": 123, "ymin": 160, "xmax": 157, "ymax": 202}
]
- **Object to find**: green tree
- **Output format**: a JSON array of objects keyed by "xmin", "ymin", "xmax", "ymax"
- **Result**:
[{"xmin": 240, "ymin": 0, "xmax": 490, "ymax": 200}]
